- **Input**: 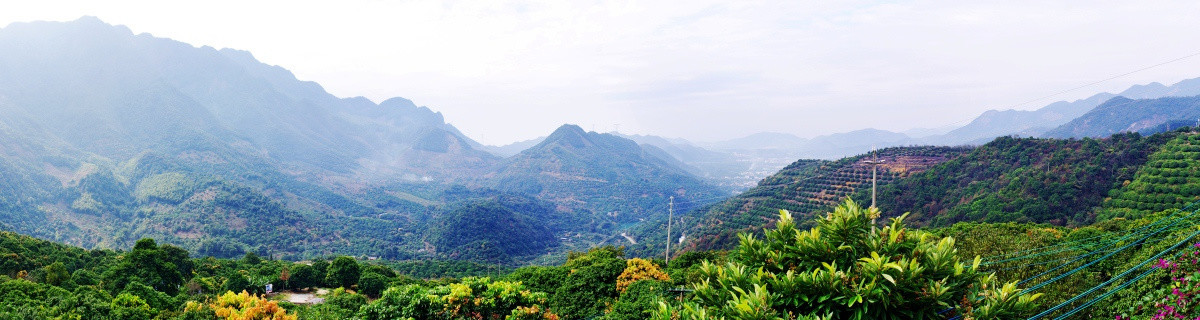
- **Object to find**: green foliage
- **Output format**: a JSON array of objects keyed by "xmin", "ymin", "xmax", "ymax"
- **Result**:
[
  {"xmin": 287, "ymin": 264, "xmax": 318, "ymax": 290},
  {"xmin": 134, "ymin": 172, "xmax": 198, "ymax": 204},
  {"xmin": 666, "ymin": 251, "xmax": 727, "ymax": 286},
  {"xmin": 656, "ymin": 199, "xmax": 1041, "ymax": 319},
  {"xmin": 42, "ymin": 261, "xmax": 70, "ymax": 287},
  {"xmin": 357, "ymin": 284, "xmax": 438, "ymax": 320},
  {"xmin": 431, "ymin": 200, "xmax": 559, "ymax": 263},
  {"xmin": 0, "ymin": 231, "xmax": 115, "ymax": 280},
  {"xmin": 311, "ymin": 259, "xmax": 329, "ymax": 281},
  {"xmin": 493, "ymin": 124, "xmax": 727, "ymax": 229},
  {"xmin": 506, "ymin": 265, "xmax": 568, "ymax": 297},
  {"xmin": 388, "ymin": 259, "xmax": 510, "ymax": 279},
  {"xmin": 358, "ymin": 272, "xmax": 390, "ymax": 298},
  {"xmin": 1097, "ymin": 133, "xmax": 1200, "ymax": 221},
  {"xmin": 929, "ymin": 222, "xmax": 1099, "ymax": 306},
  {"xmin": 111, "ymin": 292, "xmax": 155, "ymax": 320},
  {"xmin": 873, "ymin": 133, "xmax": 1174, "ymax": 226},
  {"xmin": 242, "ymin": 252, "xmax": 262, "ymax": 265},
  {"xmin": 552, "ymin": 246, "xmax": 627, "ymax": 319},
  {"xmin": 103, "ymin": 238, "xmax": 190, "ymax": 295},
  {"xmin": 292, "ymin": 303, "xmax": 356, "ymax": 320},
  {"xmin": 197, "ymin": 239, "xmax": 248, "ymax": 259},
  {"xmin": 325, "ymin": 256, "xmax": 361, "ymax": 289},
  {"xmin": 357, "ymin": 277, "xmax": 556, "ymax": 320},
  {"xmin": 678, "ymin": 146, "xmax": 968, "ymax": 252},
  {"xmin": 223, "ymin": 275, "xmax": 252, "ymax": 294},
  {"xmin": 325, "ymin": 287, "xmax": 368, "ymax": 312},
  {"xmin": 0, "ymin": 278, "xmax": 70, "ymax": 318},
  {"xmin": 121, "ymin": 280, "xmax": 175, "ymax": 311},
  {"xmin": 604, "ymin": 280, "xmax": 667, "ymax": 320},
  {"xmin": 57, "ymin": 285, "xmax": 114, "ymax": 319},
  {"xmin": 362, "ymin": 263, "xmax": 397, "ymax": 278}
]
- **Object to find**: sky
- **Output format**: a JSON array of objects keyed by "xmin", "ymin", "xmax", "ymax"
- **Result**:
[{"xmin": 3, "ymin": 1, "xmax": 1200, "ymax": 145}]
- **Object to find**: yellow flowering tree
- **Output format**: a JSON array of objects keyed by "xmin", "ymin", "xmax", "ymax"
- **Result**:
[
  {"xmin": 188, "ymin": 290, "xmax": 297, "ymax": 320},
  {"xmin": 615, "ymin": 258, "xmax": 670, "ymax": 293}
]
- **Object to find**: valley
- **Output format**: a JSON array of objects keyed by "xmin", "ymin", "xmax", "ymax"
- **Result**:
[{"xmin": 4, "ymin": 15, "xmax": 1200, "ymax": 319}]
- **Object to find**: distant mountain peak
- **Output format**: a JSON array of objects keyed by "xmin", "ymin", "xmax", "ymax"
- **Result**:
[
  {"xmin": 550, "ymin": 124, "xmax": 587, "ymax": 136},
  {"xmin": 543, "ymin": 124, "xmax": 592, "ymax": 148},
  {"xmin": 380, "ymin": 97, "xmax": 418, "ymax": 108},
  {"xmin": 70, "ymin": 15, "xmax": 113, "ymax": 27}
]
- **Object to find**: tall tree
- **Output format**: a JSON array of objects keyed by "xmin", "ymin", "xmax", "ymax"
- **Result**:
[
  {"xmin": 325, "ymin": 256, "xmax": 360, "ymax": 289},
  {"xmin": 102, "ymin": 238, "xmax": 185, "ymax": 295}
]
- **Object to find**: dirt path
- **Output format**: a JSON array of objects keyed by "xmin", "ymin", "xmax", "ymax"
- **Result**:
[
  {"xmin": 285, "ymin": 293, "xmax": 317, "ymax": 304},
  {"xmin": 620, "ymin": 232, "xmax": 637, "ymax": 244},
  {"xmin": 284, "ymin": 289, "xmax": 329, "ymax": 304}
]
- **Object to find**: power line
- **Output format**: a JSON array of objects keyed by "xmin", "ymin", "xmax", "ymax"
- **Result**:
[{"xmin": 1004, "ymin": 50, "xmax": 1200, "ymax": 111}]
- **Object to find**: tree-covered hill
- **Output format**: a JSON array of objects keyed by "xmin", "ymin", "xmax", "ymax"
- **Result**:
[
  {"xmin": 869, "ymin": 132, "xmax": 1178, "ymax": 227},
  {"xmin": 430, "ymin": 200, "xmax": 559, "ymax": 263},
  {"xmin": 651, "ymin": 146, "xmax": 969, "ymax": 253},
  {"xmin": 491, "ymin": 124, "xmax": 728, "ymax": 225}
]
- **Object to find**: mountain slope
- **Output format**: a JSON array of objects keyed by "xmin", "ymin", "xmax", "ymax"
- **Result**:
[
  {"xmin": 1043, "ymin": 95, "xmax": 1200, "ymax": 138},
  {"xmin": 0, "ymin": 17, "xmax": 508, "ymax": 261},
  {"xmin": 1095, "ymin": 131, "xmax": 1200, "ymax": 221},
  {"xmin": 921, "ymin": 93, "xmax": 1116, "ymax": 145},
  {"xmin": 922, "ymin": 77, "xmax": 1200, "ymax": 146},
  {"xmin": 872, "ymin": 133, "xmax": 1176, "ymax": 227},
  {"xmin": 657, "ymin": 146, "xmax": 969, "ymax": 252},
  {"xmin": 482, "ymin": 136, "xmax": 547, "ymax": 157},
  {"xmin": 0, "ymin": 16, "xmax": 497, "ymax": 181},
  {"xmin": 491, "ymin": 124, "xmax": 727, "ymax": 224}
]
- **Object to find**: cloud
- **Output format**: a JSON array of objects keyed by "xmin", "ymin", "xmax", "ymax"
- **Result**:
[{"xmin": 4, "ymin": 0, "xmax": 1200, "ymax": 144}]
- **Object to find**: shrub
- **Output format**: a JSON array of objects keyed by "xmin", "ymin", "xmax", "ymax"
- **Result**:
[{"xmin": 653, "ymin": 199, "xmax": 1041, "ymax": 319}]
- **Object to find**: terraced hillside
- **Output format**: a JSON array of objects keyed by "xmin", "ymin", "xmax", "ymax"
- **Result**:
[
  {"xmin": 872, "ymin": 132, "xmax": 1180, "ymax": 227},
  {"xmin": 1097, "ymin": 130, "xmax": 1200, "ymax": 221},
  {"xmin": 674, "ymin": 146, "xmax": 970, "ymax": 251}
]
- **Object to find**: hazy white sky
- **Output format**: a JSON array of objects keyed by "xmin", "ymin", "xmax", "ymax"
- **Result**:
[{"xmin": 4, "ymin": 0, "xmax": 1200, "ymax": 145}]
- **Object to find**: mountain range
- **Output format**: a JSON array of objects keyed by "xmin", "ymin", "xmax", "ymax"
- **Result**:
[
  {"xmin": 5, "ymin": 17, "xmax": 1200, "ymax": 266},
  {"xmin": 0, "ymin": 17, "xmax": 725, "ymax": 263}
]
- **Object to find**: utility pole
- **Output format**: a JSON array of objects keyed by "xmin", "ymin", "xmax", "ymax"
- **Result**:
[
  {"xmin": 863, "ymin": 149, "xmax": 885, "ymax": 225},
  {"xmin": 665, "ymin": 196, "xmax": 674, "ymax": 264},
  {"xmin": 863, "ymin": 148, "xmax": 885, "ymax": 208}
]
